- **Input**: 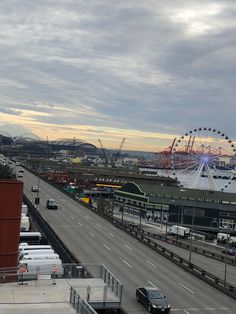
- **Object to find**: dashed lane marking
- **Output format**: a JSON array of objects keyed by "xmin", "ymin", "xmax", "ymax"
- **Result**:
[
  {"xmin": 147, "ymin": 280, "xmax": 159, "ymax": 289},
  {"xmin": 124, "ymin": 244, "xmax": 133, "ymax": 251},
  {"xmin": 171, "ymin": 308, "xmax": 229, "ymax": 312},
  {"xmin": 178, "ymin": 282, "xmax": 194, "ymax": 294},
  {"xmin": 89, "ymin": 232, "xmax": 95, "ymax": 237},
  {"xmin": 104, "ymin": 244, "xmax": 111, "ymax": 251},
  {"xmin": 146, "ymin": 260, "xmax": 158, "ymax": 269},
  {"xmin": 121, "ymin": 259, "xmax": 133, "ymax": 269}
]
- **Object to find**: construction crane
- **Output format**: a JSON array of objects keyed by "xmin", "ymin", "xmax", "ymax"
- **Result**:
[
  {"xmin": 111, "ymin": 138, "xmax": 126, "ymax": 166},
  {"xmin": 116, "ymin": 137, "xmax": 126, "ymax": 161},
  {"xmin": 156, "ymin": 138, "xmax": 176, "ymax": 169},
  {"xmin": 98, "ymin": 139, "xmax": 108, "ymax": 167}
]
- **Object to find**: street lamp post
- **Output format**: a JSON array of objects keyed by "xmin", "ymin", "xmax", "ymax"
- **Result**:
[
  {"xmin": 111, "ymin": 197, "xmax": 114, "ymax": 221},
  {"xmin": 224, "ymin": 212, "xmax": 230, "ymax": 284},
  {"xmin": 35, "ymin": 177, "xmax": 40, "ymax": 210},
  {"xmin": 139, "ymin": 203, "xmax": 146, "ymax": 230},
  {"xmin": 165, "ymin": 212, "xmax": 176, "ymax": 241},
  {"xmin": 121, "ymin": 200, "xmax": 125, "ymax": 224},
  {"xmin": 188, "ymin": 207, "xmax": 195, "ymax": 263},
  {"xmin": 160, "ymin": 204, "xmax": 164, "ymax": 229}
]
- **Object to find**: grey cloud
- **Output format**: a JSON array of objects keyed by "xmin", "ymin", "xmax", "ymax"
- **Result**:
[{"xmin": 0, "ymin": 0, "xmax": 236, "ymax": 143}]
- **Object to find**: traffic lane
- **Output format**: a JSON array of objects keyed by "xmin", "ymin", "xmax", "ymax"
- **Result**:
[
  {"xmin": 142, "ymin": 221, "xmax": 235, "ymax": 262},
  {"xmin": 114, "ymin": 213, "xmax": 236, "ymax": 285},
  {"xmin": 145, "ymin": 236, "xmax": 236, "ymax": 286},
  {"xmin": 55, "ymin": 197, "xmax": 236, "ymax": 289},
  {"xmin": 52, "ymin": 216, "xmax": 234, "ymax": 314},
  {"xmin": 41, "ymin": 204, "xmax": 236, "ymax": 313}
]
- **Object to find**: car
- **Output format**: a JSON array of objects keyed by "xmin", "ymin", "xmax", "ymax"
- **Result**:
[
  {"xmin": 31, "ymin": 186, "xmax": 39, "ymax": 192},
  {"xmin": 222, "ymin": 248, "xmax": 236, "ymax": 256},
  {"xmin": 46, "ymin": 199, "xmax": 58, "ymax": 210},
  {"xmin": 136, "ymin": 287, "xmax": 170, "ymax": 313},
  {"xmin": 18, "ymin": 173, "xmax": 23, "ymax": 178}
]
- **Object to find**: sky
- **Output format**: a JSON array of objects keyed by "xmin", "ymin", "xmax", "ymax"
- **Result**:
[{"xmin": 0, "ymin": 0, "xmax": 236, "ymax": 152}]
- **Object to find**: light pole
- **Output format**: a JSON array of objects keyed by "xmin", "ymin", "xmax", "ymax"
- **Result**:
[
  {"xmin": 224, "ymin": 212, "xmax": 230, "ymax": 284},
  {"xmin": 160, "ymin": 204, "xmax": 164, "ymax": 229},
  {"xmin": 139, "ymin": 203, "xmax": 146, "ymax": 230},
  {"xmin": 165, "ymin": 212, "xmax": 176, "ymax": 241},
  {"xmin": 121, "ymin": 200, "xmax": 125, "ymax": 224},
  {"xmin": 188, "ymin": 207, "xmax": 195, "ymax": 263},
  {"xmin": 35, "ymin": 177, "xmax": 40, "ymax": 210},
  {"xmin": 111, "ymin": 196, "xmax": 114, "ymax": 221}
]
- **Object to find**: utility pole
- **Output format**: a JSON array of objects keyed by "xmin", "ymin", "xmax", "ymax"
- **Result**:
[
  {"xmin": 224, "ymin": 213, "xmax": 230, "ymax": 284},
  {"xmin": 189, "ymin": 207, "xmax": 195, "ymax": 263}
]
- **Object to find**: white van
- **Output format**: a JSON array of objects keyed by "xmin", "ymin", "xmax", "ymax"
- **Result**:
[
  {"xmin": 19, "ymin": 245, "xmax": 52, "ymax": 255},
  {"xmin": 20, "ymin": 216, "xmax": 30, "ymax": 232},
  {"xmin": 21, "ymin": 204, "xmax": 28, "ymax": 215},
  {"xmin": 19, "ymin": 249, "xmax": 55, "ymax": 260},
  {"xmin": 21, "ymin": 253, "xmax": 60, "ymax": 261},
  {"xmin": 18, "ymin": 259, "xmax": 64, "ymax": 279}
]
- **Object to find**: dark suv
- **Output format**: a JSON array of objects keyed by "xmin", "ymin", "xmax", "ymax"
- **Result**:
[
  {"xmin": 46, "ymin": 199, "xmax": 58, "ymax": 210},
  {"xmin": 222, "ymin": 248, "xmax": 236, "ymax": 256},
  {"xmin": 136, "ymin": 286, "xmax": 170, "ymax": 313}
]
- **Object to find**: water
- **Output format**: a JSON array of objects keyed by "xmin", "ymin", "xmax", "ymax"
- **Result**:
[{"xmin": 139, "ymin": 168, "xmax": 236, "ymax": 193}]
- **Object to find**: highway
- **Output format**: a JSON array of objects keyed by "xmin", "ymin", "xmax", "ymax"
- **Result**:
[
  {"xmin": 20, "ymin": 169, "xmax": 236, "ymax": 314},
  {"xmin": 114, "ymin": 212, "xmax": 236, "ymax": 286}
]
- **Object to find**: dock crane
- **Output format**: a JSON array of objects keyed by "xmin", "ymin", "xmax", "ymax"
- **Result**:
[
  {"xmin": 98, "ymin": 139, "xmax": 108, "ymax": 167},
  {"xmin": 111, "ymin": 138, "xmax": 126, "ymax": 166},
  {"xmin": 116, "ymin": 137, "xmax": 126, "ymax": 161}
]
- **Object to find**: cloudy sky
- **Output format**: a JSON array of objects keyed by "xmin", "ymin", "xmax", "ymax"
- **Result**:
[{"xmin": 0, "ymin": 0, "xmax": 235, "ymax": 152}]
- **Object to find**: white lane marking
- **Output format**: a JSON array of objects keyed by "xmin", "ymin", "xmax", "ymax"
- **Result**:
[
  {"xmin": 96, "ymin": 223, "xmax": 101, "ymax": 228},
  {"xmin": 171, "ymin": 308, "xmax": 229, "ymax": 312},
  {"xmin": 89, "ymin": 232, "xmax": 95, "ymax": 238},
  {"xmin": 121, "ymin": 259, "xmax": 133, "ymax": 269},
  {"xmin": 124, "ymin": 244, "xmax": 133, "ymax": 251},
  {"xmin": 62, "ymin": 208, "xmax": 65, "ymax": 212},
  {"xmin": 77, "ymin": 222, "xmax": 82, "ymax": 226},
  {"xmin": 202, "ymin": 307, "xmax": 229, "ymax": 311},
  {"xmin": 108, "ymin": 232, "xmax": 114, "ymax": 237},
  {"xmin": 146, "ymin": 260, "xmax": 158, "ymax": 269},
  {"xmin": 147, "ymin": 280, "xmax": 159, "ymax": 289},
  {"xmin": 178, "ymin": 282, "xmax": 194, "ymax": 294},
  {"xmin": 85, "ymin": 215, "xmax": 89, "ymax": 219},
  {"xmin": 70, "ymin": 216, "xmax": 74, "ymax": 220},
  {"xmin": 104, "ymin": 244, "xmax": 111, "ymax": 251}
]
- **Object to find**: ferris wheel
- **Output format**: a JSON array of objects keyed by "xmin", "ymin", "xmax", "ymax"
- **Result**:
[{"xmin": 171, "ymin": 127, "xmax": 236, "ymax": 191}]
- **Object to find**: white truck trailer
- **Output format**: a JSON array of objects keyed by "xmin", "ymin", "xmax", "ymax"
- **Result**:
[{"xmin": 169, "ymin": 225, "xmax": 190, "ymax": 238}]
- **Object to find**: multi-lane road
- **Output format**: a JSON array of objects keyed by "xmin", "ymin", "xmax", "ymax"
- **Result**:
[
  {"xmin": 20, "ymin": 168, "xmax": 236, "ymax": 314},
  {"xmin": 114, "ymin": 212, "xmax": 236, "ymax": 286}
]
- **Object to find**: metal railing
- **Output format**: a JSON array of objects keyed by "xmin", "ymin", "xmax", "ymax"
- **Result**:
[
  {"xmin": 99, "ymin": 264, "xmax": 123, "ymax": 300},
  {"xmin": 140, "ymin": 229, "xmax": 236, "ymax": 266},
  {"xmin": 70, "ymin": 287, "xmax": 97, "ymax": 314}
]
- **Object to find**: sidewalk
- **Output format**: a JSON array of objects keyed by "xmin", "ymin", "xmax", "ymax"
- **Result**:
[{"xmin": 0, "ymin": 277, "xmax": 116, "ymax": 314}]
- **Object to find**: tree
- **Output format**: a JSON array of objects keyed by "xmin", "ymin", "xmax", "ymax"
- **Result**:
[{"xmin": 0, "ymin": 164, "xmax": 15, "ymax": 179}]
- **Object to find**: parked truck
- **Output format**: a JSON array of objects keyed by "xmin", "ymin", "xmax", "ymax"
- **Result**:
[{"xmin": 168, "ymin": 225, "xmax": 190, "ymax": 238}]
